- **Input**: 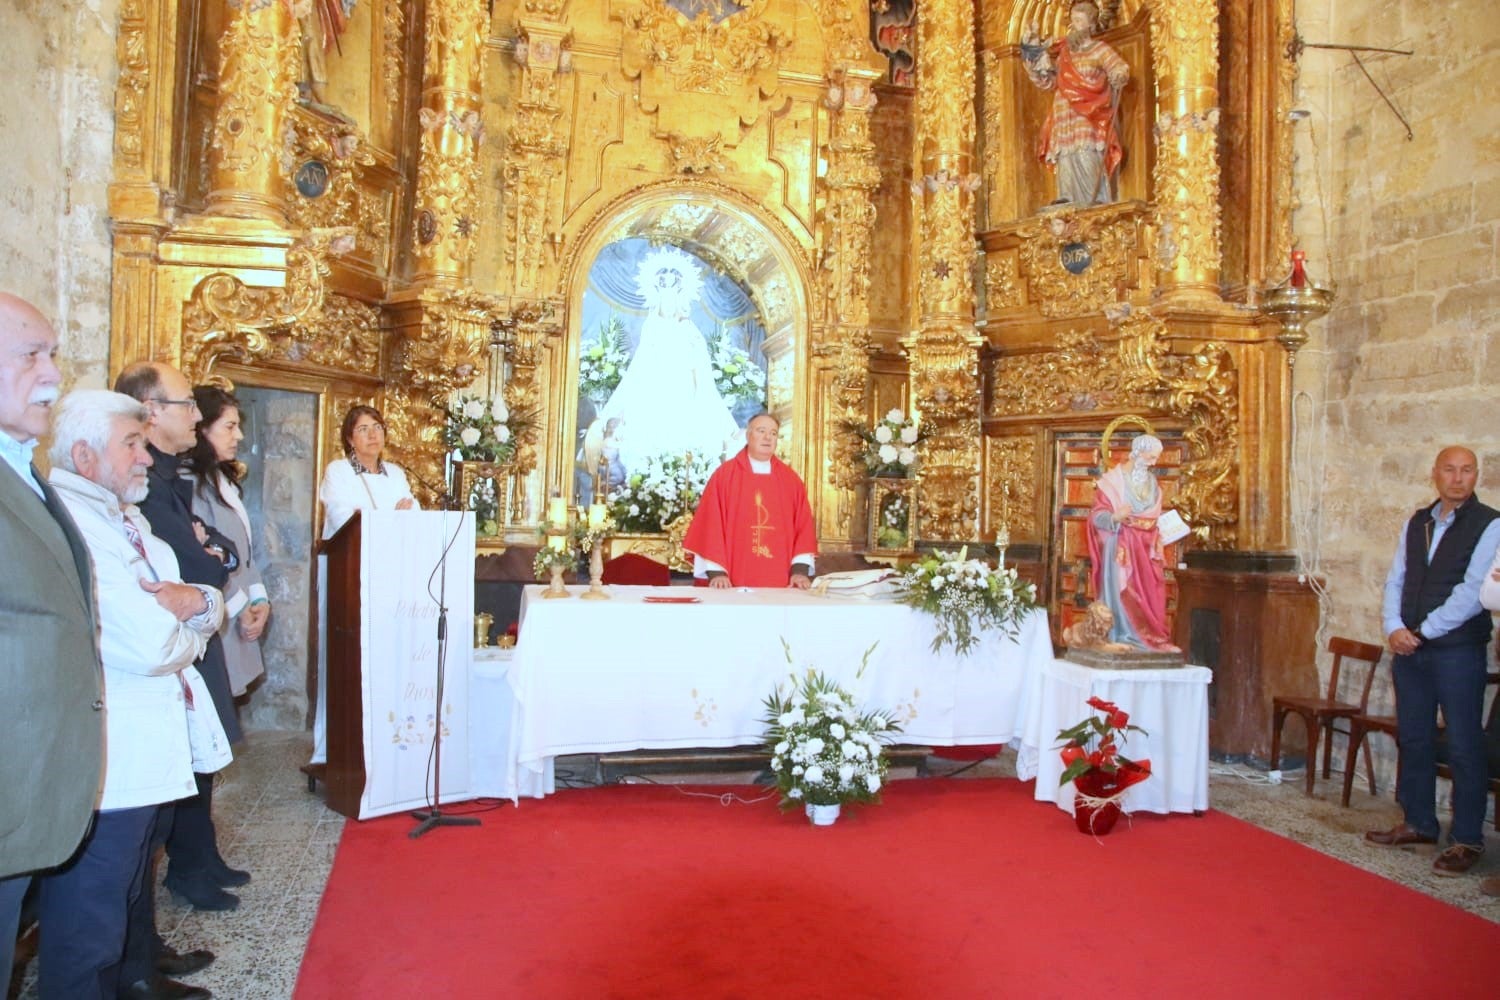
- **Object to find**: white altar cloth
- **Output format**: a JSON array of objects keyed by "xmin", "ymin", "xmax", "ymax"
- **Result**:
[
  {"xmin": 1015, "ymin": 658, "xmax": 1212, "ymax": 815},
  {"xmin": 504, "ymin": 585, "xmax": 1057, "ymax": 799}
]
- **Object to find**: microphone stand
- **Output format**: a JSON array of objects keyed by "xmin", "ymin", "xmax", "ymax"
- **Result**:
[{"xmin": 410, "ymin": 475, "xmax": 480, "ymax": 838}]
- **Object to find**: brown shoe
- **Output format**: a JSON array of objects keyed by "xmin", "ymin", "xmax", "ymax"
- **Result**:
[
  {"xmin": 1364, "ymin": 822, "xmax": 1438, "ymax": 848},
  {"xmin": 1432, "ymin": 843, "xmax": 1484, "ymax": 877},
  {"xmin": 1480, "ymin": 876, "xmax": 1500, "ymax": 897}
]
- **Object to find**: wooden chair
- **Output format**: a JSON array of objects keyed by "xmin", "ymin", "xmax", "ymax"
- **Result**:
[
  {"xmin": 1269, "ymin": 636, "xmax": 1384, "ymax": 796},
  {"xmin": 1341, "ymin": 711, "xmax": 1399, "ymax": 807},
  {"xmin": 1435, "ymin": 671, "xmax": 1500, "ymax": 831},
  {"xmin": 601, "ymin": 552, "xmax": 671, "ymax": 586}
]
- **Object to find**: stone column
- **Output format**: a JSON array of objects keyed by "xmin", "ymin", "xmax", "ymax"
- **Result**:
[
  {"xmin": 907, "ymin": 0, "xmax": 982, "ymax": 541},
  {"xmin": 1151, "ymin": 0, "xmax": 1224, "ymax": 304},
  {"xmin": 411, "ymin": 0, "xmax": 491, "ymax": 284},
  {"xmin": 205, "ymin": 0, "xmax": 299, "ymax": 222}
]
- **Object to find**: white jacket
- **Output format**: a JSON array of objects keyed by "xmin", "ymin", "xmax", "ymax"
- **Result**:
[
  {"xmin": 48, "ymin": 468, "xmax": 224, "ymax": 811},
  {"xmin": 320, "ymin": 457, "xmax": 419, "ymax": 539},
  {"xmin": 1482, "ymin": 544, "xmax": 1500, "ymax": 612}
]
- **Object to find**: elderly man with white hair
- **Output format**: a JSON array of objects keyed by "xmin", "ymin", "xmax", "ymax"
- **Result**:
[{"xmin": 40, "ymin": 389, "xmax": 226, "ymax": 1000}]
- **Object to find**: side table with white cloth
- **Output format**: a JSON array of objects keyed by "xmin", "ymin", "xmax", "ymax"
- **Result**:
[
  {"xmin": 504, "ymin": 585, "xmax": 1058, "ymax": 801},
  {"xmin": 1015, "ymin": 658, "xmax": 1212, "ymax": 815},
  {"xmin": 468, "ymin": 647, "xmax": 554, "ymax": 800}
]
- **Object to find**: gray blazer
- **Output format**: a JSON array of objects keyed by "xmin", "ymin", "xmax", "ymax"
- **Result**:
[{"xmin": 0, "ymin": 460, "xmax": 103, "ymax": 878}]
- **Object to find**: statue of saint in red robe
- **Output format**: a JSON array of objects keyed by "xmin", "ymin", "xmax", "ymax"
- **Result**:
[
  {"xmin": 683, "ymin": 416, "xmax": 817, "ymax": 588},
  {"xmin": 1087, "ymin": 434, "xmax": 1179, "ymax": 652}
]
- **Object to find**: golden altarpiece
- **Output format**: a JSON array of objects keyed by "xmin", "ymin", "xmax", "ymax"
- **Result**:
[{"xmin": 105, "ymin": 0, "xmax": 1318, "ymax": 758}]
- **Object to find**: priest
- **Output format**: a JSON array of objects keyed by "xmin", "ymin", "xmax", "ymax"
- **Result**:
[{"xmin": 684, "ymin": 412, "xmax": 817, "ymax": 589}]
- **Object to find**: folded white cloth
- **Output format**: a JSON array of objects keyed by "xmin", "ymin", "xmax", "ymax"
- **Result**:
[{"xmin": 809, "ymin": 568, "xmax": 902, "ymax": 599}]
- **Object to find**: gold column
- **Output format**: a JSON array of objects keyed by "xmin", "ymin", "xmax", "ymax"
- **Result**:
[
  {"xmin": 907, "ymin": 0, "xmax": 981, "ymax": 542},
  {"xmin": 1150, "ymin": 0, "xmax": 1223, "ymax": 304},
  {"xmin": 820, "ymin": 68, "xmax": 881, "ymax": 543},
  {"xmin": 505, "ymin": 15, "xmax": 570, "ymax": 299},
  {"xmin": 411, "ymin": 0, "xmax": 491, "ymax": 284},
  {"xmin": 205, "ymin": 0, "xmax": 299, "ymax": 223}
]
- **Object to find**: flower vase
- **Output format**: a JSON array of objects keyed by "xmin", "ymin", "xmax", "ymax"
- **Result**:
[
  {"xmin": 1071, "ymin": 771, "xmax": 1124, "ymax": 836},
  {"xmin": 805, "ymin": 803, "xmax": 841, "ymax": 826},
  {"xmin": 867, "ymin": 476, "xmax": 917, "ymax": 557}
]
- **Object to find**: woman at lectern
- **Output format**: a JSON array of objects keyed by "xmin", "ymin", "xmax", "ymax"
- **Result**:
[
  {"xmin": 310, "ymin": 405, "xmax": 421, "ymax": 769},
  {"xmin": 320, "ymin": 404, "xmax": 420, "ymax": 540}
]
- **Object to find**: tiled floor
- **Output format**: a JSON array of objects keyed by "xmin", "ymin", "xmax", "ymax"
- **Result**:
[{"xmin": 13, "ymin": 731, "xmax": 1500, "ymax": 998}]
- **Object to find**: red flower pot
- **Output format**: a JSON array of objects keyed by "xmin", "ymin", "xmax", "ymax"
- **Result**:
[{"xmin": 1071, "ymin": 770, "xmax": 1123, "ymax": 835}]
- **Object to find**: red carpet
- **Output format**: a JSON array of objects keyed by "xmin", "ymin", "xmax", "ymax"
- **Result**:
[{"xmin": 297, "ymin": 779, "xmax": 1498, "ymax": 999}]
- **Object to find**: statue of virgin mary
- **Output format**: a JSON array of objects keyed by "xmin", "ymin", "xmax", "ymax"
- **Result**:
[{"xmin": 598, "ymin": 246, "xmax": 742, "ymax": 473}]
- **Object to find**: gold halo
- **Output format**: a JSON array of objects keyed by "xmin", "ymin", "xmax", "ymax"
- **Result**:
[{"xmin": 1098, "ymin": 414, "xmax": 1155, "ymax": 468}]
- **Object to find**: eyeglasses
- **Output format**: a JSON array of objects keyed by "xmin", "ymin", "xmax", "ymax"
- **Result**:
[
  {"xmin": 152, "ymin": 397, "xmax": 201, "ymax": 412},
  {"xmin": 352, "ymin": 423, "xmax": 386, "ymax": 436}
]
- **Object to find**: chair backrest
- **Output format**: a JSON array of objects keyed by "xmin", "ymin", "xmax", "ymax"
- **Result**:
[
  {"xmin": 1326, "ymin": 635, "xmax": 1384, "ymax": 709},
  {"xmin": 601, "ymin": 552, "xmax": 671, "ymax": 586}
]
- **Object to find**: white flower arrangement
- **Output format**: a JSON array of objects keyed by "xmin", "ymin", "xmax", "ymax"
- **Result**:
[
  {"xmin": 468, "ymin": 475, "xmax": 500, "ymax": 536},
  {"xmin": 875, "ymin": 492, "xmax": 911, "ymax": 549},
  {"xmin": 607, "ymin": 451, "xmax": 714, "ymax": 533},
  {"xmin": 708, "ymin": 331, "xmax": 767, "ymax": 407},
  {"xmin": 846, "ymin": 408, "xmax": 924, "ymax": 478},
  {"xmin": 762, "ymin": 642, "xmax": 900, "ymax": 810},
  {"xmin": 578, "ymin": 315, "xmax": 630, "ymax": 404},
  {"xmin": 443, "ymin": 393, "xmax": 525, "ymax": 463},
  {"xmin": 898, "ymin": 547, "xmax": 1038, "ymax": 656}
]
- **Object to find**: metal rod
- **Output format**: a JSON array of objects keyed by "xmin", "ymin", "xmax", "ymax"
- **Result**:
[
  {"xmin": 1300, "ymin": 40, "xmax": 1414, "ymax": 56},
  {"xmin": 1349, "ymin": 51, "xmax": 1415, "ymax": 141}
]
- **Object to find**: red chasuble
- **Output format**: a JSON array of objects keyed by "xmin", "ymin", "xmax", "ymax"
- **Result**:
[{"xmin": 683, "ymin": 449, "xmax": 818, "ymax": 588}]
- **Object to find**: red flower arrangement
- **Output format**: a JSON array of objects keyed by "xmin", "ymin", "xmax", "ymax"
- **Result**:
[
  {"xmin": 1056, "ymin": 695, "xmax": 1152, "ymax": 787},
  {"xmin": 1056, "ymin": 696, "xmax": 1152, "ymax": 835}
]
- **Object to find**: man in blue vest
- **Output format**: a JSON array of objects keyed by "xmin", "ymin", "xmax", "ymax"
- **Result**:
[{"xmin": 1366, "ymin": 446, "xmax": 1500, "ymax": 876}]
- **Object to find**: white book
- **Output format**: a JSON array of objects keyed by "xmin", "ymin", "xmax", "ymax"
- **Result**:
[{"xmin": 1158, "ymin": 508, "xmax": 1191, "ymax": 545}]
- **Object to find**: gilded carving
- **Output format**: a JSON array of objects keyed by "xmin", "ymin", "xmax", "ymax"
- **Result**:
[
  {"xmin": 180, "ymin": 244, "xmax": 333, "ymax": 384},
  {"xmin": 284, "ymin": 114, "xmax": 391, "ymax": 254},
  {"xmin": 984, "ymin": 435, "xmax": 1038, "ymax": 539},
  {"xmin": 984, "ymin": 253, "xmax": 1022, "ymax": 312},
  {"xmin": 1114, "ymin": 311, "xmax": 1238, "ymax": 540},
  {"xmin": 413, "ymin": 0, "xmax": 490, "ymax": 275},
  {"xmin": 1149, "ymin": 0, "xmax": 1223, "ymax": 297},
  {"xmin": 277, "ymin": 295, "xmax": 384, "ymax": 374},
  {"xmin": 114, "ymin": 0, "xmax": 149, "ymax": 173},
  {"xmin": 667, "ymin": 132, "xmax": 729, "ymax": 174},
  {"xmin": 911, "ymin": 0, "xmax": 981, "ymax": 540},
  {"xmin": 209, "ymin": 0, "xmax": 300, "ymax": 214},
  {"xmin": 987, "ymin": 328, "xmax": 1155, "ymax": 419},
  {"xmin": 1014, "ymin": 203, "xmax": 1142, "ymax": 318},
  {"xmin": 382, "ymin": 0, "xmax": 406, "ymax": 116},
  {"xmin": 985, "ymin": 310, "xmax": 1239, "ymax": 546}
]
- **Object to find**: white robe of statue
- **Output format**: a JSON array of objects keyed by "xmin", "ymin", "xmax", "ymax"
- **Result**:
[{"xmin": 599, "ymin": 246, "xmax": 741, "ymax": 473}]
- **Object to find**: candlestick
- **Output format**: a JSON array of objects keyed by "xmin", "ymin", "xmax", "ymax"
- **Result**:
[
  {"xmin": 547, "ymin": 496, "xmax": 567, "ymax": 528},
  {"xmin": 588, "ymin": 502, "xmax": 606, "ymax": 530}
]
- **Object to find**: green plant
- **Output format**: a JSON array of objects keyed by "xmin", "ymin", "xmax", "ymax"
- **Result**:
[{"xmin": 898, "ymin": 547, "xmax": 1038, "ymax": 656}]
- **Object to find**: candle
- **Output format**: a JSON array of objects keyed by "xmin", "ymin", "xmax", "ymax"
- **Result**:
[
  {"xmin": 588, "ymin": 503, "xmax": 606, "ymax": 530},
  {"xmin": 547, "ymin": 496, "xmax": 567, "ymax": 528},
  {"xmin": 547, "ymin": 533, "xmax": 567, "ymax": 552}
]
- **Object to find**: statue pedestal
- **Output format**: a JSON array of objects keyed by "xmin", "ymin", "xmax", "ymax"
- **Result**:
[
  {"xmin": 1065, "ymin": 648, "xmax": 1186, "ymax": 670},
  {"xmin": 1172, "ymin": 555, "xmax": 1321, "ymax": 764}
]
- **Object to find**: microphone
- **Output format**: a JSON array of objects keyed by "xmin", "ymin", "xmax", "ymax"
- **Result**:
[{"xmin": 404, "ymin": 463, "xmax": 458, "ymax": 511}]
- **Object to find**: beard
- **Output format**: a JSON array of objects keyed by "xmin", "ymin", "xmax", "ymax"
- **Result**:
[{"xmin": 121, "ymin": 480, "xmax": 150, "ymax": 504}]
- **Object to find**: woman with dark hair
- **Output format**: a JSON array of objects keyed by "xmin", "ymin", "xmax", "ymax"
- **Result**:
[
  {"xmin": 319, "ymin": 404, "xmax": 418, "ymax": 538},
  {"xmin": 310, "ymin": 405, "xmax": 420, "ymax": 766},
  {"xmin": 184, "ymin": 385, "xmax": 269, "ymax": 698}
]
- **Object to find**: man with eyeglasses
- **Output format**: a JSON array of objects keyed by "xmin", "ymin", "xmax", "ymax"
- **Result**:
[{"xmin": 114, "ymin": 363, "xmax": 246, "ymax": 990}]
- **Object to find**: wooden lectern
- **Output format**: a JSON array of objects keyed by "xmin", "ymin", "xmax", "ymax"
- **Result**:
[{"xmin": 319, "ymin": 510, "xmax": 367, "ymax": 818}]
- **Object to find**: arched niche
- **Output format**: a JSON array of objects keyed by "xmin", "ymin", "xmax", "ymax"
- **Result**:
[{"xmin": 545, "ymin": 181, "xmax": 814, "ymax": 517}]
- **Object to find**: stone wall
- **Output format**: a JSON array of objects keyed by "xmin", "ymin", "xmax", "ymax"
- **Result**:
[
  {"xmin": 0, "ymin": 0, "xmax": 117, "ymax": 387},
  {"xmin": 1291, "ymin": 0, "xmax": 1500, "ymax": 786},
  {"xmin": 236, "ymin": 388, "xmax": 319, "ymax": 732}
]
